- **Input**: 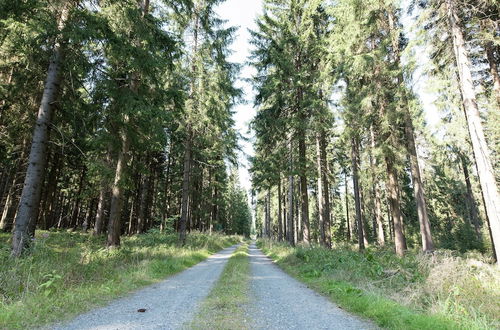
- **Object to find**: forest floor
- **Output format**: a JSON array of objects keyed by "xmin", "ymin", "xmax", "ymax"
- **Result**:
[
  {"xmin": 0, "ymin": 231, "xmax": 240, "ymax": 329},
  {"xmin": 258, "ymin": 239, "xmax": 500, "ymax": 330}
]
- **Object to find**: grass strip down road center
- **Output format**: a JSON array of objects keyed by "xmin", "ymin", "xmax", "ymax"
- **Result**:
[{"xmin": 188, "ymin": 243, "xmax": 250, "ymax": 329}]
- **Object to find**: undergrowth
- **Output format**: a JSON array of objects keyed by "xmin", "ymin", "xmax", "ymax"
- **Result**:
[
  {"xmin": 258, "ymin": 239, "xmax": 499, "ymax": 329},
  {"xmin": 0, "ymin": 230, "xmax": 240, "ymax": 329}
]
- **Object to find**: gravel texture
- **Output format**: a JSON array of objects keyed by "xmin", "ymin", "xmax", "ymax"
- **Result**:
[
  {"xmin": 247, "ymin": 243, "xmax": 376, "ymax": 330},
  {"xmin": 51, "ymin": 244, "xmax": 239, "ymax": 330}
]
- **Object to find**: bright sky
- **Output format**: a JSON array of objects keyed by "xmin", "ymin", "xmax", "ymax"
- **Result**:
[{"xmin": 216, "ymin": 0, "xmax": 264, "ymax": 193}]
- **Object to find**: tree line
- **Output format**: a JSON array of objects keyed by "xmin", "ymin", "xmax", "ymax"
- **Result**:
[
  {"xmin": 250, "ymin": 0, "xmax": 499, "ymax": 262},
  {"xmin": 0, "ymin": 0, "xmax": 251, "ymax": 257}
]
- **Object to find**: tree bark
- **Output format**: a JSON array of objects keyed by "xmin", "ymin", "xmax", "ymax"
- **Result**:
[
  {"xmin": 345, "ymin": 171, "xmax": 351, "ymax": 241},
  {"xmin": 93, "ymin": 183, "xmax": 107, "ymax": 236},
  {"xmin": 351, "ymin": 136, "xmax": 365, "ymax": 251},
  {"xmin": 137, "ymin": 167, "xmax": 151, "ymax": 234},
  {"xmin": 387, "ymin": 8, "xmax": 434, "ymax": 253},
  {"xmin": 11, "ymin": 5, "xmax": 70, "ymax": 257},
  {"xmin": 298, "ymin": 130, "xmax": 310, "ymax": 244},
  {"xmin": 447, "ymin": 0, "xmax": 500, "ymax": 262},
  {"xmin": 460, "ymin": 153, "xmax": 482, "ymax": 239},
  {"xmin": 369, "ymin": 127, "xmax": 385, "ymax": 245},
  {"xmin": 107, "ymin": 126, "xmax": 129, "ymax": 248},
  {"xmin": 288, "ymin": 139, "xmax": 295, "ymax": 246},
  {"xmin": 266, "ymin": 189, "xmax": 271, "ymax": 238},
  {"xmin": 278, "ymin": 176, "xmax": 283, "ymax": 241},
  {"xmin": 179, "ymin": 132, "xmax": 192, "ymax": 245},
  {"xmin": 316, "ymin": 130, "xmax": 331, "ymax": 248},
  {"xmin": 385, "ymin": 155, "xmax": 407, "ymax": 256}
]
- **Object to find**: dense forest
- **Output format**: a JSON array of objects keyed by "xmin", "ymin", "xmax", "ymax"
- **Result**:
[
  {"xmin": 0, "ymin": 0, "xmax": 499, "ymax": 328},
  {"xmin": 0, "ymin": 0, "xmax": 251, "ymax": 257},
  {"xmin": 250, "ymin": 0, "xmax": 500, "ymax": 261},
  {"xmin": 0, "ymin": 0, "xmax": 499, "ymax": 262}
]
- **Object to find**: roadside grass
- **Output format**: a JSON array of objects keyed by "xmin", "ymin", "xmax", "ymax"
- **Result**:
[
  {"xmin": 257, "ymin": 239, "xmax": 499, "ymax": 330},
  {"xmin": 188, "ymin": 243, "xmax": 250, "ymax": 330},
  {"xmin": 0, "ymin": 230, "xmax": 240, "ymax": 329}
]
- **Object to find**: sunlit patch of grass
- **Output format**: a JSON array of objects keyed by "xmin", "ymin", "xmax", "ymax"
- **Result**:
[
  {"xmin": 257, "ymin": 239, "xmax": 499, "ymax": 329},
  {"xmin": 0, "ymin": 230, "xmax": 240, "ymax": 329},
  {"xmin": 188, "ymin": 243, "xmax": 250, "ymax": 330}
]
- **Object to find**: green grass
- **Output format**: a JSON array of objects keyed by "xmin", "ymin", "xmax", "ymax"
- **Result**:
[
  {"xmin": 257, "ymin": 239, "xmax": 499, "ymax": 330},
  {"xmin": 0, "ymin": 230, "xmax": 240, "ymax": 329},
  {"xmin": 188, "ymin": 243, "xmax": 250, "ymax": 330}
]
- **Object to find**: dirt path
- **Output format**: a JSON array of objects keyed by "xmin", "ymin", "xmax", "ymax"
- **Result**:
[
  {"xmin": 247, "ymin": 243, "xmax": 375, "ymax": 329},
  {"xmin": 51, "ymin": 244, "xmax": 239, "ymax": 330}
]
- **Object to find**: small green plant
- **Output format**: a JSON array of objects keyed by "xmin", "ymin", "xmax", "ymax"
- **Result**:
[{"xmin": 39, "ymin": 271, "xmax": 62, "ymax": 297}]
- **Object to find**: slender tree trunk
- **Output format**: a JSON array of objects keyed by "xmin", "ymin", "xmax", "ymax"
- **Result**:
[
  {"xmin": 266, "ymin": 189, "xmax": 271, "ymax": 238},
  {"xmin": 288, "ymin": 139, "xmax": 295, "ymax": 246},
  {"xmin": 137, "ymin": 165, "xmax": 152, "ymax": 234},
  {"xmin": 387, "ymin": 9, "xmax": 434, "ymax": 253},
  {"xmin": 278, "ymin": 176, "xmax": 283, "ymax": 241},
  {"xmin": 447, "ymin": 0, "xmax": 500, "ymax": 262},
  {"xmin": 93, "ymin": 183, "xmax": 107, "ymax": 235},
  {"xmin": 404, "ymin": 113, "xmax": 434, "ymax": 252},
  {"xmin": 179, "ymin": 133, "xmax": 192, "ymax": 245},
  {"xmin": 345, "ymin": 171, "xmax": 351, "ymax": 241},
  {"xmin": 351, "ymin": 137, "xmax": 364, "ymax": 251},
  {"xmin": 11, "ymin": 6, "xmax": 70, "ymax": 256},
  {"xmin": 385, "ymin": 156, "xmax": 407, "ymax": 256},
  {"xmin": 316, "ymin": 130, "xmax": 331, "ymax": 247},
  {"xmin": 107, "ymin": 127, "xmax": 129, "ymax": 247},
  {"xmin": 298, "ymin": 131, "xmax": 310, "ymax": 244},
  {"xmin": 369, "ymin": 127, "xmax": 385, "ymax": 245},
  {"xmin": 70, "ymin": 167, "xmax": 86, "ymax": 229},
  {"xmin": 460, "ymin": 153, "xmax": 482, "ymax": 240}
]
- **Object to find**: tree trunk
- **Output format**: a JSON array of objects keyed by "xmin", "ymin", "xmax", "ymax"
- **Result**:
[
  {"xmin": 385, "ymin": 156, "xmax": 407, "ymax": 256},
  {"xmin": 179, "ymin": 133, "xmax": 192, "ymax": 245},
  {"xmin": 266, "ymin": 189, "xmax": 271, "ymax": 238},
  {"xmin": 369, "ymin": 127, "xmax": 385, "ymax": 245},
  {"xmin": 387, "ymin": 8, "xmax": 434, "ymax": 253},
  {"xmin": 351, "ymin": 137, "xmax": 365, "ymax": 251},
  {"xmin": 447, "ymin": 0, "xmax": 500, "ymax": 262},
  {"xmin": 288, "ymin": 139, "xmax": 295, "ymax": 246},
  {"xmin": 93, "ymin": 182, "xmax": 107, "ymax": 236},
  {"xmin": 460, "ymin": 153, "xmax": 482, "ymax": 239},
  {"xmin": 137, "ymin": 170, "xmax": 151, "ymax": 234},
  {"xmin": 70, "ymin": 167, "xmax": 86, "ymax": 229},
  {"xmin": 107, "ymin": 126, "xmax": 129, "ymax": 248},
  {"xmin": 316, "ymin": 130, "xmax": 331, "ymax": 247},
  {"xmin": 345, "ymin": 171, "xmax": 351, "ymax": 241},
  {"xmin": 298, "ymin": 130, "xmax": 310, "ymax": 244},
  {"xmin": 11, "ymin": 6, "xmax": 70, "ymax": 257},
  {"xmin": 278, "ymin": 176, "xmax": 283, "ymax": 241}
]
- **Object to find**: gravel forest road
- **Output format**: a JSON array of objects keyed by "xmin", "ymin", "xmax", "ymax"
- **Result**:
[
  {"xmin": 51, "ymin": 242, "xmax": 375, "ymax": 330},
  {"xmin": 247, "ymin": 243, "xmax": 375, "ymax": 330}
]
